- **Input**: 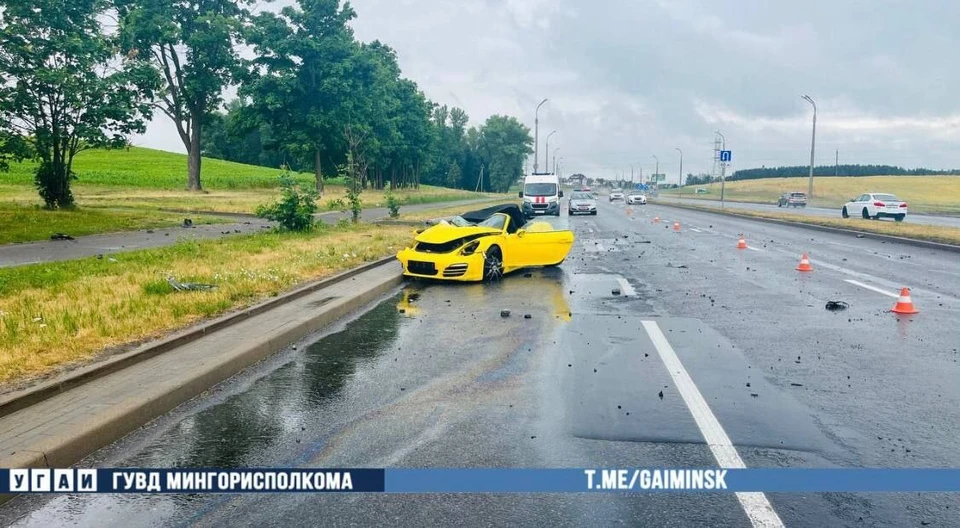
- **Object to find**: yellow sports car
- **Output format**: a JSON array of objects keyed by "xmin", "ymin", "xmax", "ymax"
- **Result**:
[{"xmin": 396, "ymin": 204, "xmax": 575, "ymax": 281}]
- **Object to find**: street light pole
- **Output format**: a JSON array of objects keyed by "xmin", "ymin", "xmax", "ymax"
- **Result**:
[
  {"xmin": 533, "ymin": 99, "xmax": 548, "ymax": 174},
  {"xmin": 716, "ymin": 131, "xmax": 726, "ymax": 207},
  {"xmin": 552, "ymin": 147, "xmax": 560, "ymax": 174},
  {"xmin": 651, "ymin": 155, "xmax": 659, "ymax": 194},
  {"xmin": 544, "ymin": 130, "xmax": 556, "ymax": 173},
  {"xmin": 802, "ymin": 94, "xmax": 817, "ymax": 202},
  {"xmin": 676, "ymin": 147, "xmax": 683, "ymax": 199}
]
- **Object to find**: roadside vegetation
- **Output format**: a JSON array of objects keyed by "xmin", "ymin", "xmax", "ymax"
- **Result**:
[
  {"xmin": 678, "ymin": 204, "xmax": 960, "ymax": 246},
  {"xmin": 662, "ymin": 176, "xmax": 960, "ymax": 214},
  {"xmin": 0, "ymin": 222, "xmax": 413, "ymax": 386}
]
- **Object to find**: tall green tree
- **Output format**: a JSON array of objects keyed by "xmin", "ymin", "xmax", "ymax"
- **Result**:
[
  {"xmin": 115, "ymin": 0, "xmax": 252, "ymax": 191},
  {"xmin": 477, "ymin": 115, "xmax": 533, "ymax": 192},
  {"xmin": 242, "ymin": 0, "xmax": 360, "ymax": 195},
  {"xmin": 0, "ymin": 0, "xmax": 158, "ymax": 208}
]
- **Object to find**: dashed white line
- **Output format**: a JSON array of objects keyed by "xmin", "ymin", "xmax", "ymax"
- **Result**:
[
  {"xmin": 641, "ymin": 321, "xmax": 785, "ymax": 528},
  {"xmin": 689, "ymin": 228, "xmax": 703, "ymax": 233},
  {"xmin": 615, "ymin": 277, "xmax": 637, "ymax": 296},
  {"xmin": 844, "ymin": 279, "xmax": 899, "ymax": 299},
  {"xmin": 745, "ymin": 246, "xmax": 763, "ymax": 252}
]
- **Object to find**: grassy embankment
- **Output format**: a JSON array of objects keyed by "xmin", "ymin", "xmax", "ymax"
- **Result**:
[
  {"xmin": 662, "ymin": 175, "xmax": 960, "ymax": 214},
  {"xmin": 0, "ymin": 147, "xmax": 501, "ymax": 243}
]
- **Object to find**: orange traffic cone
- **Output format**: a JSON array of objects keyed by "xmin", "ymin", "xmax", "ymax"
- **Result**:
[
  {"xmin": 796, "ymin": 253, "xmax": 813, "ymax": 272},
  {"xmin": 626, "ymin": 207, "xmax": 633, "ymax": 216},
  {"xmin": 737, "ymin": 235, "xmax": 747, "ymax": 249},
  {"xmin": 890, "ymin": 287, "xmax": 919, "ymax": 314},
  {"xmin": 673, "ymin": 221, "xmax": 681, "ymax": 232},
  {"xmin": 653, "ymin": 216, "xmax": 661, "ymax": 224}
]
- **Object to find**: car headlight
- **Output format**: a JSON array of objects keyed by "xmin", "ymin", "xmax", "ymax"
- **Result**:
[{"xmin": 460, "ymin": 240, "xmax": 481, "ymax": 255}]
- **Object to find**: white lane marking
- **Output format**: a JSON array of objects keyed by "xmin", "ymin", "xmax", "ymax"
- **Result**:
[
  {"xmin": 845, "ymin": 279, "xmax": 899, "ymax": 299},
  {"xmin": 587, "ymin": 228, "xmax": 594, "ymax": 233},
  {"xmin": 641, "ymin": 321, "xmax": 785, "ymax": 528},
  {"xmin": 689, "ymin": 228, "xmax": 703, "ymax": 233},
  {"xmin": 745, "ymin": 246, "xmax": 763, "ymax": 252},
  {"xmin": 615, "ymin": 277, "xmax": 637, "ymax": 296}
]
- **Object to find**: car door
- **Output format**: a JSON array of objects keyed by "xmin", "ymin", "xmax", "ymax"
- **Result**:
[{"xmin": 505, "ymin": 223, "xmax": 574, "ymax": 268}]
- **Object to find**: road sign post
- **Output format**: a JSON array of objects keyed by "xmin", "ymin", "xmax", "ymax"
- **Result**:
[{"xmin": 719, "ymin": 151, "xmax": 731, "ymax": 208}]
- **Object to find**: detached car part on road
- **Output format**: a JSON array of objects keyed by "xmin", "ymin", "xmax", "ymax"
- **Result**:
[
  {"xmin": 396, "ymin": 204, "xmax": 575, "ymax": 282},
  {"xmin": 841, "ymin": 193, "xmax": 908, "ymax": 221},
  {"xmin": 568, "ymin": 191, "xmax": 597, "ymax": 215}
]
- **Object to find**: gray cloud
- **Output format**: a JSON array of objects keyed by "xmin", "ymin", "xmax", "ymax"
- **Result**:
[{"xmin": 134, "ymin": 0, "xmax": 960, "ymax": 183}]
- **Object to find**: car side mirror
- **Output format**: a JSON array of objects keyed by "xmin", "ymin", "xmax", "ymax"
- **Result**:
[
  {"xmin": 518, "ymin": 191, "xmax": 523, "ymax": 198},
  {"xmin": 558, "ymin": 191, "xmax": 564, "ymax": 197}
]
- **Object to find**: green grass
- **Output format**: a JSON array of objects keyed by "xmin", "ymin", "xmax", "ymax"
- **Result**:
[
  {"xmin": 0, "ymin": 222, "xmax": 414, "ymax": 385},
  {"xmin": 0, "ymin": 203, "xmax": 226, "ymax": 245},
  {"xmin": 0, "ymin": 147, "xmax": 504, "ymax": 241},
  {"xmin": 662, "ymin": 175, "xmax": 960, "ymax": 214}
]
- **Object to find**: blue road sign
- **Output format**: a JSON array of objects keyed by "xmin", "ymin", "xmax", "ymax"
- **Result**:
[{"xmin": 720, "ymin": 150, "xmax": 732, "ymax": 162}]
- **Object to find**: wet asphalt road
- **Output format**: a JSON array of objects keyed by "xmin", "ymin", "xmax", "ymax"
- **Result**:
[
  {"xmin": 0, "ymin": 199, "xmax": 492, "ymax": 268},
  {"xmin": 2, "ymin": 200, "xmax": 959, "ymax": 527},
  {"xmin": 657, "ymin": 195, "xmax": 960, "ymax": 229}
]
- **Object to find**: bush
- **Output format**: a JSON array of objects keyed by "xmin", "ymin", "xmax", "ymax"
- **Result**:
[
  {"xmin": 385, "ymin": 192, "xmax": 401, "ymax": 218},
  {"xmin": 255, "ymin": 169, "xmax": 318, "ymax": 231},
  {"xmin": 326, "ymin": 198, "xmax": 346, "ymax": 212}
]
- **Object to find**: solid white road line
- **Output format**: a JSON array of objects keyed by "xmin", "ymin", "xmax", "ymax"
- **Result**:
[
  {"xmin": 615, "ymin": 277, "xmax": 637, "ymax": 296},
  {"xmin": 745, "ymin": 246, "xmax": 763, "ymax": 252},
  {"xmin": 641, "ymin": 321, "xmax": 785, "ymax": 528},
  {"xmin": 689, "ymin": 228, "xmax": 703, "ymax": 233},
  {"xmin": 844, "ymin": 279, "xmax": 899, "ymax": 299}
]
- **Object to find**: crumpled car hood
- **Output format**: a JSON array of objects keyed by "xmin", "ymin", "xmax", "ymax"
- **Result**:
[{"xmin": 414, "ymin": 224, "xmax": 500, "ymax": 244}]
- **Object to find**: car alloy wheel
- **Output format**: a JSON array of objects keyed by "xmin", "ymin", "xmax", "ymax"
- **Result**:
[
  {"xmin": 483, "ymin": 246, "xmax": 503, "ymax": 281},
  {"xmin": 842, "ymin": 206, "xmax": 849, "ymax": 218},
  {"xmin": 862, "ymin": 208, "xmax": 870, "ymax": 219}
]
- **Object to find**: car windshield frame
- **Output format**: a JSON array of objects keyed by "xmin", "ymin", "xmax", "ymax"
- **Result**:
[
  {"xmin": 524, "ymin": 183, "xmax": 558, "ymax": 197},
  {"xmin": 476, "ymin": 213, "xmax": 507, "ymax": 230}
]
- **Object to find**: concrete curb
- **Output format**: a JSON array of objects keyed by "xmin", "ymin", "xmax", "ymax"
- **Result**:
[
  {"xmin": 655, "ymin": 201, "xmax": 960, "ymax": 253},
  {"xmin": 0, "ymin": 268, "xmax": 403, "ymax": 505},
  {"xmin": 0, "ymin": 255, "xmax": 398, "ymax": 419}
]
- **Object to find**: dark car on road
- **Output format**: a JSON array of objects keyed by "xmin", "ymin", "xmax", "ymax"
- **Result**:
[{"xmin": 778, "ymin": 192, "xmax": 807, "ymax": 208}]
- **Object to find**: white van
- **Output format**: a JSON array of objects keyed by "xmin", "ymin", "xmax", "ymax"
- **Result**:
[{"xmin": 519, "ymin": 173, "xmax": 562, "ymax": 217}]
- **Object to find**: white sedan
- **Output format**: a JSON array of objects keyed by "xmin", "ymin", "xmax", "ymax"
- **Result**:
[
  {"xmin": 626, "ymin": 193, "xmax": 647, "ymax": 205},
  {"xmin": 609, "ymin": 190, "xmax": 625, "ymax": 201},
  {"xmin": 841, "ymin": 193, "xmax": 907, "ymax": 222}
]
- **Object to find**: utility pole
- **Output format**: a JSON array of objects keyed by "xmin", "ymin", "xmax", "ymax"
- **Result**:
[
  {"xmin": 802, "ymin": 94, "xmax": 817, "ymax": 201},
  {"xmin": 476, "ymin": 164, "xmax": 484, "ymax": 192},
  {"xmin": 716, "ymin": 131, "xmax": 726, "ymax": 207},
  {"xmin": 835, "ymin": 149, "xmax": 839, "ymax": 177},
  {"xmin": 545, "ymin": 130, "xmax": 556, "ymax": 173},
  {"xmin": 676, "ymin": 147, "xmax": 683, "ymax": 199},
  {"xmin": 552, "ymin": 147, "xmax": 560, "ymax": 174},
  {"xmin": 652, "ymin": 155, "xmax": 659, "ymax": 194},
  {"xmin": 533, "ymin": 98, "xmax": 548, "ymax": 174}
]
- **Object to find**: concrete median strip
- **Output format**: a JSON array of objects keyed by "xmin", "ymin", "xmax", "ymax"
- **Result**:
[{"xmin": 0, "ymin": 259, "xmax": 404, "ymax": 499}]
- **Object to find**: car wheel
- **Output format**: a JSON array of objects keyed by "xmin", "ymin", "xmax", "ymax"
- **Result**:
[
  {"xmin": 483, "ymin": 246, "xmax": 503, "ymax": 282},
  {"xmin": 862, "ymin": 208, "xmax": 870, "ymax": 219},
  {"xmin": 895, "ymin": 214, "xmax": 905, "ymax": 222},
  {"xmin": 841, "ymin": 206, "xmax": 849, "ymax": 218}
]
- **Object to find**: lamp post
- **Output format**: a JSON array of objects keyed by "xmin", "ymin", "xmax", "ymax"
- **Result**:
[
  {"xmin": 676, "ymin": 147, "xmax": 683, "ymax": 199},
  {"xmin": 651, "ymin": 155, "xmax": 659, "ymax": 194},
  {"xmin": 533, "ymin": 98, "xmax": 548, "ymax": 173},
  {"xmin": 545, "ymin": 130, "xmax": 557, "ymax": 173},
  {"xmin": 716, "ymin": 130, "xmax": 726, "ymax": 207},
  {"xmin": 801, "ymin": 94, "xmax": 817, "ymax": 202},
  {"xmin": 552, "ymin": 147, "xmax": 560, "ymax": 174}
]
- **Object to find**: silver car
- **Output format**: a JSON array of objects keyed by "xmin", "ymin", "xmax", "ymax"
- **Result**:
[
  {"xmin": 568, "ymin": 191, "xmax": 597, "ymax": 215},
  {"xmin": 626, "ymin": 192, "xmax": 647, "ymax": 205}
]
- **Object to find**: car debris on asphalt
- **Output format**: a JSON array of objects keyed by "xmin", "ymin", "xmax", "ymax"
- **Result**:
[
  {"xmin": 50, "ymin": 233, "xmax": 75, "ymax": 240},
  {"xmin": 825, "ymin": 301, "xmax": 850, "ymax": 311},
  {"xmin": 167, "ymin": 276, "xmax": 216, "ymax": 292},
  {"xmin": 500, "ymin": 309, "xmax": 511, "ymax": 317}
]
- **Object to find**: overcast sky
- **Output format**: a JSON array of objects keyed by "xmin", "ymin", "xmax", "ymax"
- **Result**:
[{"xmin": 134, "ymin": 0, "xmax": 960, "ymax": 184}]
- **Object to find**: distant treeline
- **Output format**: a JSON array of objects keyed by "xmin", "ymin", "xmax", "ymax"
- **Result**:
[{"xmin": 730, "ymin": 165, "xmax": 959, "ymax": 181}]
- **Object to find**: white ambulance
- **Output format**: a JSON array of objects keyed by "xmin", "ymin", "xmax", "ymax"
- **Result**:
[{"xmin": 518, "ymin": 173, "xmax": 562, "ymax": 218}]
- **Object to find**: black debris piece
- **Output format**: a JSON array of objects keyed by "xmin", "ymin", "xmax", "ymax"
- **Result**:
[
  {"xmin": 750, "ymin": 393, "xmax": 759, "ymax": 398},
  {"xmin": 500, "ymin": 309, "xmax": 511, "ymax": 317},
  {"xmin": 146, "ymin": 230, "xmax": 155, "ymax": 234},
  {"xmin": 612, "ymin": 288, "xmax": 621, "ymax": 296},
  {"xmin": 790, "ymin": 383, "xmax": 803, "ymax": 387},
  {"xmin": 398, "ymin": 308, "xmax": 406, "ymax": 314},
  {"xmin": 96, "ymin": 254, "xmax": 103, "ymax": 260},
  {"xmin": 746, "ymin": 382, "xmax": 751, "ymax": 387},
  {"xmin": 50, "ymin": 233, "xmax": 75, "ymax": 240},
  {"xmin": 825, "ymin": 301, "xmax": 850, "ymax": 311},
  {"xmin": 658, "ymin": 391, "xmax": 664, "ymax": 400},
  {"xmin": 524, "ymin": 314, "xmax": 532, "ymax": 319},
  {"xmin": 182, "ymin": 218, "xmax": 193, "ymax": 227}
]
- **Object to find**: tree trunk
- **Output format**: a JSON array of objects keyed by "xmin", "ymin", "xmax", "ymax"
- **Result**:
[
  {"xmin": 187, "ymin": 117, "xmax": 203, "ymax": 191},
  {"xmin": 314, "ymin": 147, "xmax": 324, "ymax": 195},
  {"xmin": 390, "ymin": 167, "xmax": 396, "ymax": 191}
]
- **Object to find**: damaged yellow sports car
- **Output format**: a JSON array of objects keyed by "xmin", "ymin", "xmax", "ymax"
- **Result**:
[{"xmin": 396, "ymin": 204, "xmax": 575, "ymax": 281}]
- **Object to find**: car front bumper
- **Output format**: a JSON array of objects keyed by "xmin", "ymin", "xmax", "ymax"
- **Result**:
[
  {"xmin": 522, "ymin": 201, "xmax": 560, "ymax": 216},
  {"xmin": 396, "ymin": 248, "xmax": 485, "ymax": 281}
]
